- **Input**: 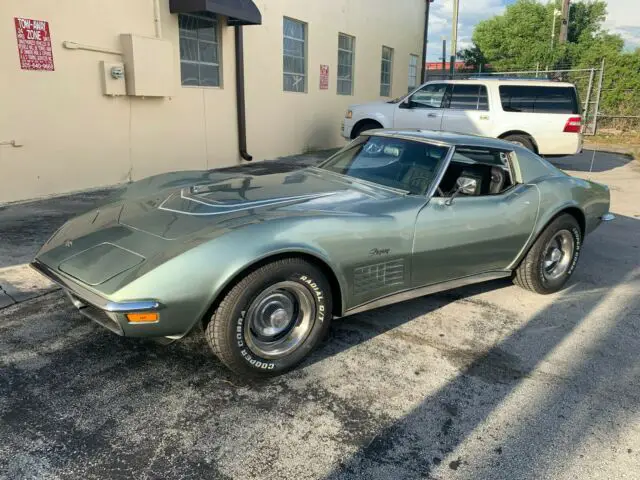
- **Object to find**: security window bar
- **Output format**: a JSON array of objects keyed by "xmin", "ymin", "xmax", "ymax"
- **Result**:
[
  {"xmin": 337, "ymin": 33, "xmax": 355, "ymax": 95},
  {"xmin": 179, "ymin": 13, "xmax": 221, "ymax": 87},
  {"xmin": 283, "ymin": 17, "xmax": 306, "ymax": 92},
  {"xmin": 380, "ymin": 46, "xmax": 393, "ymax": 97},
  {"xmin": 408, "ymin": 54, "xmax": 418, "ymax": 92}
]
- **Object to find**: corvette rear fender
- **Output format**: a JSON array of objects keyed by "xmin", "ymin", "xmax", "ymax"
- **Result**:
[{"xmin": 509, "ymin": 199, "xmax": 585, "ymax": 271}]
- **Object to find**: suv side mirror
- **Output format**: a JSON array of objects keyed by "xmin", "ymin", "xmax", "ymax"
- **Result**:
[{"xmin": 398, "ymin": 97, "xmax": 413, "ymax": 109}]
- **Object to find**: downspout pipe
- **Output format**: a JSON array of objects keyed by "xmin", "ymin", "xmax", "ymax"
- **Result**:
[
  {"xmin": 234, "ymin": 25, "xmax": 252, "ymax": 161},
  {"xmin": 421, "ymin": 0, "xmax": 432, "ymax": 83}
]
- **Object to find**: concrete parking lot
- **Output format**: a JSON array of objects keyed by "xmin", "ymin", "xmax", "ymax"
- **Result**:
[{"xmin": 1, "ymin": 149, "xmax": 639, "ymax": 479}]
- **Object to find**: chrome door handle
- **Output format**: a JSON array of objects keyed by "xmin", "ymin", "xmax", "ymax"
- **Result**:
[{"xmin": 427, "ymin": 113, "xmax": 438, "ymax": 118}]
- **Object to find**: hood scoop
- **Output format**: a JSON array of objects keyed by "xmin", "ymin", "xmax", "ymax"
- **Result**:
[{"xmin": 158, "ymin": 185, "xmax": 337, "ymax": 216}]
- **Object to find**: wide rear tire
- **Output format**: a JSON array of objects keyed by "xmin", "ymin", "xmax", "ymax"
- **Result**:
[
  {"xmin": 205, "ymin": 258, "xmax": 332, "ymax": 377},
  {"xmin": 513, "ymin": 214, "xmax": 582, "ymax": 294}
]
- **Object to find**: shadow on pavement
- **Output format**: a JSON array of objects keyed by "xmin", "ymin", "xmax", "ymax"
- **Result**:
[
  {"xmin": 321, "ymin": 214, "xmax": 640, "ymax": 479},
  {"xmin": 547, "ymin": 149, "xmax": 634, "ymax": 173}
]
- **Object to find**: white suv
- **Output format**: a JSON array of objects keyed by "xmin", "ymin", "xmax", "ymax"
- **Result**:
[{"xmin": 342, "ymin": 79, "xmax": 583, "ymax": 156}]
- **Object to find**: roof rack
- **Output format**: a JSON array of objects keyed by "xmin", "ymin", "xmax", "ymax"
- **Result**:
[{"xmin": 466, "ymin": 75, "xmax": 555, "ymax": 81}]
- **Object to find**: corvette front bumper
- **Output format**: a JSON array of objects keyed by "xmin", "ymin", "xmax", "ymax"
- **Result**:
[{"xmin": 30, "ymin": 260, "xmax": 163, "ymax": 337}]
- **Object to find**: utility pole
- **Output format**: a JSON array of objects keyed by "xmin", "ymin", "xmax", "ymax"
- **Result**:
[
  {"xmin": 450, "ymin": 0, "xmax": 459, "ymax": 77},
  {"xmin": 421, "ymin": 0, "xmax": 435, "ymax": 83},
  {"xmin": 442, "ymin": 39, "xmax": 447, "ymax": 74},
  {"xmin": 558, "ymin": 0, "xmax": 570, "ymax": 44}
]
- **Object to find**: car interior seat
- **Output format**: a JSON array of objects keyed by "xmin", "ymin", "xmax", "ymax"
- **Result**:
[{"xmin": 489, "ymin": 166, "xmax": 506, "ymax": 194}]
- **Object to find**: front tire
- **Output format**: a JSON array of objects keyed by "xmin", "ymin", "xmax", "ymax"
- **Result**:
[
  {"xmin": 513, "ymin": 214, "xmax": 582, "ymax": 294},
  {"xmin": 205, "ymin": 258, "xmax": 332, "ymax": 377}
]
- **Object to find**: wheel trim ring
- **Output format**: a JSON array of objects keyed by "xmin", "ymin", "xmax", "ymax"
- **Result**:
[
  {"xmin": 542, "ymin": 230, "xmax": 575, "ymax": 281},
  {"xmin": 244, "ymin": 280, "xmax": 316, "ymax": 360}
]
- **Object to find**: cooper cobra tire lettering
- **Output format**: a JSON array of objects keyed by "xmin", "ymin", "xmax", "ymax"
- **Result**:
[
  {"xmin": 566, "ymin": 227, "xmax": 581, "ymax": 275},
  {"xmin": 514, "ymin": 213, "xmax": 582, "ymax": 295},
  {"xmin": 299, "ymin": 275, "xmax": 326, "ymax": 321},
  {"xmin": 206, "ymin": 258, "xmax": 333, "ymax": 377}
]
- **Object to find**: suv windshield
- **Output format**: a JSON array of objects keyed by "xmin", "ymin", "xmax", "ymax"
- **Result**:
[{"xmin": 318, "ymin": 136, "xmax": 450, "ymax": 195}]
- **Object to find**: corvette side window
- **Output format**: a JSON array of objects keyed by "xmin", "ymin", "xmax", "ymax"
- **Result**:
[{"xmin": 435, "ymin": 146, "xmax": 515, "ymax": 197}]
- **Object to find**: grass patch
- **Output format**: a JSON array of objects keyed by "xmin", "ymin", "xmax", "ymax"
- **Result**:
[{"xmin": 586, "ymin": 133, "xmax": 640, "ymax": 160}]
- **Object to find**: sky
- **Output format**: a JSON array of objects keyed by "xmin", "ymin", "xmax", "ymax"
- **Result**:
[{"xmin": 426, "ymin": 0, "xmax": 640, "ymax": 62}]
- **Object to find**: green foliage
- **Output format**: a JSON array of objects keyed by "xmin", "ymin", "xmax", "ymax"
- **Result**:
[
  {"xmin": 458, "ymin": 45, "xmax": 489, "ymax": 69},
  {"xmin": 469, "ymin": 0, "xmax": 639, "ymax": 116}
]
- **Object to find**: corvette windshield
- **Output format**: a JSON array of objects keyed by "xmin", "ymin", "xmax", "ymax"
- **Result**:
[{"xmin": 318, "ymin": 136, "xmax": 449, "ymax": 195}]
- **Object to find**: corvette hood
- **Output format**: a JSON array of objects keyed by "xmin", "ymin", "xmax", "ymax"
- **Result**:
[
  {"xmin": 34, "ymin": 165, "xmax": 397, "ymax": 292},
  {"xmin": 116, "ymin": 167, "xmax": 377, "ymax": 239}
]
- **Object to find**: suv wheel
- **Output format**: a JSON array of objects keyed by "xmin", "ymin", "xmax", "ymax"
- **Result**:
[
  {"xmin": 503, "ymin": 134, "xmax": 535, "ymax": 152},
  {"xmin": 352, "ymin": 121, "xmax": 382, "ymax": 139}
]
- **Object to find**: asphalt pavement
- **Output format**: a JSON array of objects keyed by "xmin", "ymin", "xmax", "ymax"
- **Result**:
[{"xmin": 1, "ymin": 149, "xmax": 639, "ymax": 479}]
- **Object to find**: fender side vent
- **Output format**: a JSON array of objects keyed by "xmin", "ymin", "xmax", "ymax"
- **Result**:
[{"xmin": 354, "ymin": 259, "xmax": 405, "ymax": 295}]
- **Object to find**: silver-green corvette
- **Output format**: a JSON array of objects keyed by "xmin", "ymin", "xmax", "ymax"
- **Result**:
[{"xmin": 31, "ymin": 130, "xmax": 614, "ymax": 377}]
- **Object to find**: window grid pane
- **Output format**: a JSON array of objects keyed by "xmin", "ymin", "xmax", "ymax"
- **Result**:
[
  {"xmin": 380, "ymin": 46, "xmax": 393, "ymax": 96},
  {"xmin": 337, "ymin": 33, "xmax": 354, "ymax": 95},
  {"xmin": 179, "ymin": 13, "xmax": 220, "ymax": 87},
  {"xmin": 408, "ymin": 54, "xmax": 418, "ymax": 91},
  {"xmin": 283, "ymin": 18, "xmax": 306, "ymax": 92}
]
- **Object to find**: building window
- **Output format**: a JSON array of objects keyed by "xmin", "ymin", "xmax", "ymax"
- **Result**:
[
  {"xmin": 178, "ymin": 13, "xmax": 221, "ymax": 87},
  {"xmin": 408, "ymin": 54, "xmax": 419, "ymax": 92},
  {"xmin": 283, "ymin": 17, "xmax": 306, "ymax": 92},
  {"xmin": 380, "ymin": 46, "xmax": 393, "ymax": 97},
  {"xmin": 337, "ymin": 33, "xmax": 355, "ymax": 95}
]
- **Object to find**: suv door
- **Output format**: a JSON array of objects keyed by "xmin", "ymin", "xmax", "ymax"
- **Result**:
[
  {"xmin": 394, "ymin": 83, "xmax": 448, "ymax": 130},
  {"xmin": 440, "ymin": 83, "xmax": 492, "ymax": 136}
]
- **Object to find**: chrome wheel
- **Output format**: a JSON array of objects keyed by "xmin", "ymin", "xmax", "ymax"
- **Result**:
[
  {"xmin": 244, "ymin": 281, "xmax": 316, "ymax": 359},
  {"xmin": 542, "ymin": 230, "xmax": 575, "ymax": 281}
]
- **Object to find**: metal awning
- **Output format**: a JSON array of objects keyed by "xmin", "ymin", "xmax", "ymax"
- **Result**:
[{"xmin": 169, "ymin": 0, "xmax": 262, "ymax": 25}]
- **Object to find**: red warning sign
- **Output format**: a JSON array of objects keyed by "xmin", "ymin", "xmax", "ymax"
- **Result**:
[{"xmin": 14, "ymin": 17, "xmax": 54, "ymax": 71}]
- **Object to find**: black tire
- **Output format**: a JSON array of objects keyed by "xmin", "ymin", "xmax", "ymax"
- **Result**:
[
  {"xmin": 513, "ymin": 214, "xmax": 582, "ymax": 294},
  {"xmin": 503, "ymin": 134, "xmax": 535, "ymax": 152},
  {"xmin": 351, "ymin": 121, "xmax": 382, "ymax": 139},
  {"xmin": 205, "ymin": 258, "xmax": 332, "ymax": 377}
]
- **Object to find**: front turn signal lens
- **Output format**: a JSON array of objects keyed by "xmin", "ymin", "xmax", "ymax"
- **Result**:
[
  {"xmin": 126, "ymin": 312, "xmax": 159, "ymax": 323},
  {"xmin": 345, "ymin": 109, "xmax": 353, "ymax": 119}
]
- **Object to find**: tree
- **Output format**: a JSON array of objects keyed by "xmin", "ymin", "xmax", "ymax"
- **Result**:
[
  {"xmin": 458, "ymin": 45, "xmax": 489, "ymax": 70},
  {"xmin": 470, "ymin": 0, "xmax": 620, "ymax": 71},
  {"xmin": 465, "ymin": 0, "xmax": 638, "ymax": 117}
]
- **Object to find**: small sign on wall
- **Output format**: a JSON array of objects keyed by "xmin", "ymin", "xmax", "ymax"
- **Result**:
[
  {"xmin": 319, "ymin": 64, "xmax": 329, "ymax": 90},
  {"xmin": 14, "ymin": 17, "xmax": 54, "ymax": 71}
]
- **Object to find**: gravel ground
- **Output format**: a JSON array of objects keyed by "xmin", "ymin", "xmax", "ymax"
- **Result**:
[{"xmin": 1, "ymin": 149, "xmax": 639, "ymax": 480}]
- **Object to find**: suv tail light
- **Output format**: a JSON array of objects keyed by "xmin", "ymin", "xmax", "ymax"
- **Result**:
[{"xmin": 563, "ymin": 116, "xmax": 582, "ymax": 133}]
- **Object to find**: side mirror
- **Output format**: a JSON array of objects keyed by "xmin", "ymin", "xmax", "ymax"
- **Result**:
[
  {"xmin": 445, "ymin": 176, "xmax": 478, "ymax": 206},
  {"xmin": 398, "ymin": 97, "xmax": 413, "ymax": 109}
]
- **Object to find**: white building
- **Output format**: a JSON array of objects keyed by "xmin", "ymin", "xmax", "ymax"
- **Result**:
[{"xmin": 0, "ymin": 0, "xmax": 427, "ymax": 203}]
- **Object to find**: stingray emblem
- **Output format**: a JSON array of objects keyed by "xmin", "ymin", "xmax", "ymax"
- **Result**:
[{"xmin": 64, "ymin": 239, "xmax": 73, "ymax": 248}]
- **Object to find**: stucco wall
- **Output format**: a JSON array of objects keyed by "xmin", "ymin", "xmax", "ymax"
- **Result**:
[{"xmin": 0, "ymin": 0, "xmax": 425, "ymax": 203}]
